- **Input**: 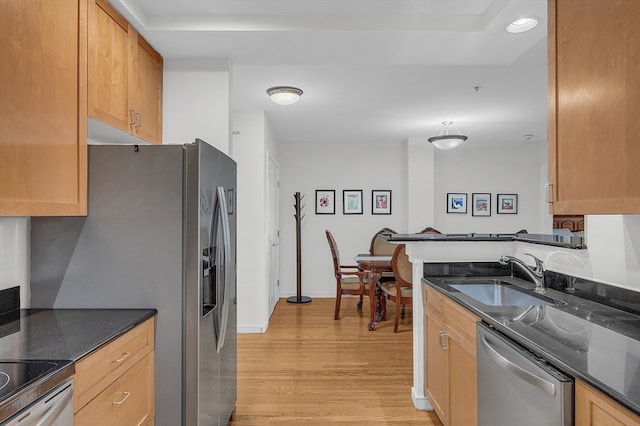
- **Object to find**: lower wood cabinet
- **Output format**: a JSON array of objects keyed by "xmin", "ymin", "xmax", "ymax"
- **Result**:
[
  {"xmin": 423, "ymin": 285, "xmax": 480, "ymax": 426},
  {"xmin": 73, "ymin": 318, "xmax": 155, "ymax": 425},
  {"xmin": 575, "ymin": 380, "xmax": 640, "ymax": 426}
]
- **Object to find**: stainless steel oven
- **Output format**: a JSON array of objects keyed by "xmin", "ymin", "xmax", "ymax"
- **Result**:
[{"xmin": 477, "ymin": 322, "xmax": 573, "ymax": 426}]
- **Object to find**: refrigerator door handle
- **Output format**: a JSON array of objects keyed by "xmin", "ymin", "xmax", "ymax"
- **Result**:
[
  {"xmin": 479, "ymin": 332, "xmax": 556, "ymax": 397},
  {"xmin": 215, "ymin": 186, "xmax": 232, "ymax": 354}
]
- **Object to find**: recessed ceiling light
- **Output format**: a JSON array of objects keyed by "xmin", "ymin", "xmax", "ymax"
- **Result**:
[
  {"xmin": 506, "ymin": 18, "xmax": 538, "ymax": 34},
  {"xmin": 266, "ymin": 86, "xmax": 303, "ymax": 105}
]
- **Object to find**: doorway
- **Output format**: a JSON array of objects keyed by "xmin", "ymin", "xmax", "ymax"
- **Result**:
[{"xmin": 267, "ymin": 154, "xmax": 280, "ymax": 317}]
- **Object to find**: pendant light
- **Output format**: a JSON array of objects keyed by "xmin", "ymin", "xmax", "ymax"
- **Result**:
[
  {"xmin": 266, "ymin": 86, "xmax": 303, "ymax": 105},
  {"xmin": 428, "ymin": 121, "xmax": 469, "ymax": 150}
]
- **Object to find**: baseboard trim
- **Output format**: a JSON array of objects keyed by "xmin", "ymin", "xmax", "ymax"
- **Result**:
[
  {"xmin": 411, "ymin": 387, "xmax": 433, "ymax": 411},
  {"xmin": 238, "ymin": 322, "xmax": 269, "ymax": 333}
]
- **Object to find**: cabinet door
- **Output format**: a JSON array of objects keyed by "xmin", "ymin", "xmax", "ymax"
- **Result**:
[
  {"xmin": 425, "ymin": 312, "xmax": 449, "ymax": 425},
  {"xmin": 88, "ymin": 0, "xmax": 132, "ymax": 134},
  {"xmin": 130, "ymin": 33, "xmax": 163, "ymax": 144},
  {"xmin": 0, "ymin": 0, "xmax": 87, "ymax": 216},
  {"xmin": 549, "ymin": 0, "xmax": 640, "ymax": 214},
  {"xmin": 449, "ymin": 338, "xmax": 477, "ymax": 426},
  {"xmin": 575, "ymin": 380, "xmax": 640, "ymax": 426}
]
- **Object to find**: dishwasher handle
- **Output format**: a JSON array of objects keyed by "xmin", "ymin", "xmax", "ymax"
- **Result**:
[{"xmin": 479, "ymin": 333, "xmax": 556, "ymax": 397}]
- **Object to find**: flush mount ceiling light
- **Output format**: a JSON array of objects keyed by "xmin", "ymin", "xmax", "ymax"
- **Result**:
[
  {"xmin": 506, "ymin": 18, "xmax": 538, "ymax": 33},
  {"xmin": 427, "ymin": 121, "xmax": 468, "ymax": 150},
  {"xmin": 266, "ymin": 86, "xmax": 303, "ymax": 105}
]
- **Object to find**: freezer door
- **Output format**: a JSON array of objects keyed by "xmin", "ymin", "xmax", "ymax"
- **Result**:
[
  {"xmin": 194, "ymin": 140, "xmax": 237, "ymax": 426},
  {"xmin": 217, "ymin": 154, "xmax": 238, "ymax": 426}
]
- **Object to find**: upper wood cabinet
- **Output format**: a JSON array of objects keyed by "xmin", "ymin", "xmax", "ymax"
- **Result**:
[
  {"xmin": 0, "ymin": 0, "xmax": 88, "ymax": 216},
  {"xmin": 88, "ymin": 0, "xmax": 163, "ymax": 144},
  {"xmin": 548, "ymin": 0, "xmax": 640, "ymax": 214}
]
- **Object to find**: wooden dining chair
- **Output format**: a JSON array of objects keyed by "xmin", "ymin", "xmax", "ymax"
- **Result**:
[
  {"xmin": 368, "ymin": 227, "xmax": 397, "ymax": 255},
  {"xmin": 368, "ymin": 227, "xmax": 397, "ymax": 283},
  {"xmin": 326, "ymin": 230, "xmax": 369, "ymax": 320},
  {"xmin": 381, "ymin": 244, "xmax": 413, "ymax": 333},
  {"xmin": 418, "ymin": 226, "xmax": 442, "ymax": 234}
]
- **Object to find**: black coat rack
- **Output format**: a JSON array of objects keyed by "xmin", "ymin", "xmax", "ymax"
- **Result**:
[{"xmin": 287, "ymin": 192, "xmax": 312, "ymax": 304}]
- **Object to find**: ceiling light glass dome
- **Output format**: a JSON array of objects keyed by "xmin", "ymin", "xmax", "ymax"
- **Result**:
[{"xmin": 266, "ymin": 86, "xmax": 303, "ymax": 105}]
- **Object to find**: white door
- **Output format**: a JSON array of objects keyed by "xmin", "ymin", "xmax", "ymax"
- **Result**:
[{"xmin": 267, "ymin": 155, "xmax": 280, "ymax": 316}]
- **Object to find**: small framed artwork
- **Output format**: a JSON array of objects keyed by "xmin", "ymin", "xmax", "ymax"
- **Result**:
[
  {"xmin": 472, "ymin": 193, "xmax": 491, "ymax": 217},
  {"xmin": 343, "ymin": 190, "xmax": 363, "ymax": 214},
  {"xmin": 497, "ymin": 194, "xmax": 518, "ymax": 214},
  {"xmin": 372, "ymin": 190, "xmax": 392, "ymax": 215},
  {"xmin": 447, "ymin": 193, "xmax": 468, "ymax": 214},
  {"xmin": 315, "ymin": 190, "xmax": 335, "ymax": 214}
]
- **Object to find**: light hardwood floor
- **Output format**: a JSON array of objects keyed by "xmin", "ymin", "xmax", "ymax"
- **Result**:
[{"xmin": 230, "ymin": 297, "xmax": 443, "ymax": 425}]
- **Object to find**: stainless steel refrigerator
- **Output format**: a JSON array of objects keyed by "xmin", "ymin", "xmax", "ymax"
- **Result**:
[{"xmin": 30, "ymin": 140, "xmax": 237, "ymax": 426}]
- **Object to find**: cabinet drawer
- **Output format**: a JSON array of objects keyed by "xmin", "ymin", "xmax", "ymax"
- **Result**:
[
  {"xmin": 74, "ymin": 318, "xmax": 154, "ymax": 411},
  {"xmin": 75, "ymin": 352, "xmax": 154, "ymax": 426}
]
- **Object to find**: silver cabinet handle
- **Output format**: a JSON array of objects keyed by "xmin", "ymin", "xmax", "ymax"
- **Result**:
[
  {"xmin": 113, "ymin": 352, "xmax": 130, "ymax": 363},
  {"xmin": 129, "ymin": 110, "xmax": 136, "ymax": 126},
  {"xmin": 112, "ymin": 391, "xmax": 131, "ymax": 405},
  {"xmin": 438, "ymin": 331, "xmax": 448, "ymax": 350},
  {"xmin": 545, "ymin": 183, "xmax": 554, "ymax": 204},
  {"xmin": 479, "ymin": 333, "xmax": 555, "ymax": 396},
  {"xmin": 135, "ymin": 112, "xmax": 142, "ymax": 128}
]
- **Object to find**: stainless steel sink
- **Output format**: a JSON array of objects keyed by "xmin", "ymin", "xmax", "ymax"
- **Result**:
[{"xmin": 449, "ymin": 283, "xmax": 554, "ymax": 306}]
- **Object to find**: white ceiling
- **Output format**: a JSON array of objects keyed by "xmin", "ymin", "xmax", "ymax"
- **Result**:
[{"xmin": 111, "ymin": 0, "xmax": 548, "ymax": 145}]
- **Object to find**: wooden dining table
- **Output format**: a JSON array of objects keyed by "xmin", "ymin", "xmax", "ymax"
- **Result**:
[{"xmin": 354, "ymin": 255, "xmax": 393, "ymax": 331}]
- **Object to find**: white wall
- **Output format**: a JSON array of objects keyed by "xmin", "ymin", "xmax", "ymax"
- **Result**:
[
  {"xmin": 531, "ymin": 215, "xmax": 640, "ymax": 291},
  {"xmin": 0, "ymin": 218, "xmax": 29, "ymax": 307},
  {"xmin": 407, "ymin": 138, "xmax": 435, "ymax": 232},
  {"xmin": 231, "ymin": 110, "xmax": 273, "ymax": 332},
  {"xmin": 278, "ymin": 139, "xmax": 546, "ymax": 299},
  {"xmin": 433, "ymin": 142, "xmax": 545, "ymax": 233},
  {"xmin": 163, "ymin": 58, "xmax": 231, "ymax": 153},
  {"xmin": 278, "ymin": 140, "xmax": 408, "ymax": 298}
]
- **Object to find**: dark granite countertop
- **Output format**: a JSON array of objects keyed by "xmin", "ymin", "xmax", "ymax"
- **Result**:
[
  {"xmin": 0, "ymin": 309, "xmax": 157, "ymax": 361},
  {"xmin": 381, "ymin": 232, "xmax": 586, "ymax": 249},
  {"xmin": 423, "ymin": 263, "xmax": 640, "ymax": 415}
]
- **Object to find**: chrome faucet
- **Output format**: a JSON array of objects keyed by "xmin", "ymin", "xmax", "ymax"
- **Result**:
[{"xmin": 499, "ymin": 253, "xmax": 547, "ymax": 294}]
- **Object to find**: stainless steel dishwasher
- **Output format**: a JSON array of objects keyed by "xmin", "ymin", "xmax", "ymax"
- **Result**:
[
  {"xmin": 477, "ymin": 322, "xmax": 573, "ymax": 426},
  {"xmin": 2, "ymin": 380, "xmax": 73, "ymax": 426}
]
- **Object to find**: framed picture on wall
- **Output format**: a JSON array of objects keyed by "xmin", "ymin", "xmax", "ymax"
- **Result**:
[
  {"xmin": 472, "ymin": 193, "xmax": 491, "ymax": 217},
  {"xmin": 447, "ymin": 193, "xmax": 468, "ymax": 214},
  {"xmin": 372, "ymin": 190, "xmax": 392, "ymax": 215},
  {"xmin": 497, "ymin": 194, "xmax": 518, "ymax": 214},
  {"xmin": 343, "ymin": 190, "xmax": 363, "ymax": 214},
  {"xmin": 315, "ymin": 190, "xmax": 335, "ymax": 214}
]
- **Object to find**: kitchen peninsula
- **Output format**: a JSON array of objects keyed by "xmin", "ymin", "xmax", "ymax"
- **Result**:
[
  {"xmin": 386, "ymin": 233, "xmax": 588, "ymax": 412},
  {"xmin": 391, "ymin": 231, "xmax": 640, "ymax": 425}
]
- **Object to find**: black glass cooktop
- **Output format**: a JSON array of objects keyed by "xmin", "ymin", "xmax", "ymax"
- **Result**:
[{"xmin": 0, "ymin": 360, "xmax": 72, "ymax": 403}]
